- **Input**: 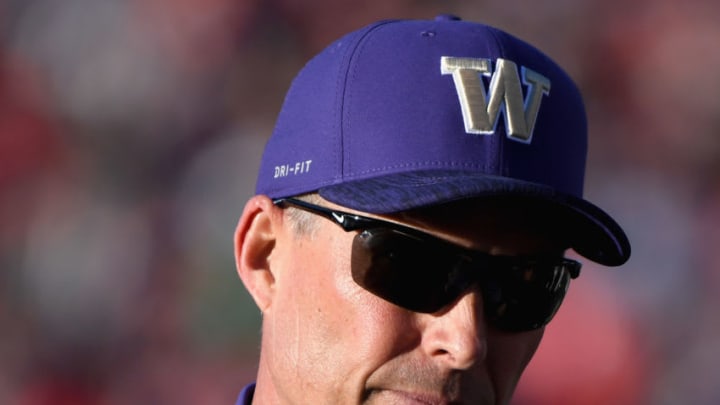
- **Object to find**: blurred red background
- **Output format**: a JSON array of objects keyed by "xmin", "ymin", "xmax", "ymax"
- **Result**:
[{"xmin": 2, "ymin": 0, "xmax": 719, "ymax": 403}]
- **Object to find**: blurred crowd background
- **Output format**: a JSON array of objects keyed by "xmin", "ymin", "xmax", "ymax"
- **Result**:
[{"xmin": 1, "ymin": 0, "xmax": 719, "ymax": 404}]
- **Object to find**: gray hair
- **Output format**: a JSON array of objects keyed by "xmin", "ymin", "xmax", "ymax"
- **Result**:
[{"xmin": 283, "ymin": 193, "xmax": 322, "ymax": 236}]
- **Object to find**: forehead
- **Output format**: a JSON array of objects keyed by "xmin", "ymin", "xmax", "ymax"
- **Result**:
[{"xmin": 384, "ymin": 196, "xmax": 570, "ymax": 255}]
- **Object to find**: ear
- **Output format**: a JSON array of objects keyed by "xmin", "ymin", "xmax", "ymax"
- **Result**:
[{"xmin": 234, "ymin": 195, "xmax": 283, "ymax": 312}]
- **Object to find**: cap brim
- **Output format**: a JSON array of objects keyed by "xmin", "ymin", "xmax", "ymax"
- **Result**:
[{"xmin": 318, "ymin": 170, "xmax": 631, "ymax": 266}]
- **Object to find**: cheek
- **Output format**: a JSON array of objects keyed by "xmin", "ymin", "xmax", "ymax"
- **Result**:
[
  {"xmin": 298, "ymin": 238, "xmax": 412, "ymax": 361},
  {"xmin": 487, "ymin": 329, "xmax": 544, "ymax": 401},
  {"xmin": 268, "ymin": 231, "xmax": 414, "ymax": 394},
  {"xmin": 319, "ymin": 237, "xmax": 418, "ymax": 359}
]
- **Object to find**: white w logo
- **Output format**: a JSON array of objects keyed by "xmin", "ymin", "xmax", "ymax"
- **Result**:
[{"xmin": 441, "ymin": 57, "xmax": 551, "ymax": 143}]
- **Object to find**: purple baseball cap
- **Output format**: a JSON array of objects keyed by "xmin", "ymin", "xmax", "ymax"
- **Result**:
[{"xmin": 255, "ymin": 15, "xmax": 630, "ymax": 266}]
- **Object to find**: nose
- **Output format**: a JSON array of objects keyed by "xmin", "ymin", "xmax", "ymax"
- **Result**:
[{"xmin": 421, "ymin": 290, "xmax": 487, "ymax": 370}]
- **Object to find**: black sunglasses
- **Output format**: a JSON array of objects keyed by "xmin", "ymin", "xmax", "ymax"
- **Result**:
[{"xmin": 274, "ymin": 197, "xmax": 581, "ymax": 332}]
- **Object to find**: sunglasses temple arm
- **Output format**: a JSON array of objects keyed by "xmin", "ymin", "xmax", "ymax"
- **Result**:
[{"xmin": 273, "ymin": 198, "xmax": 372, "ymax": 232}]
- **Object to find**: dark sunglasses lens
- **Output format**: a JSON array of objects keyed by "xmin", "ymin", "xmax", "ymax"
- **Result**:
[
  {"xmin": 482, "ymin": 260, "xmax": 573, "ymax": 332},
  {"xmin": 351, "ymin": 228, "xmax": 575, "ymax": 332},
  {"xmin": 351, "ymin": 229, "xmax": 466, "ymax": 313}
]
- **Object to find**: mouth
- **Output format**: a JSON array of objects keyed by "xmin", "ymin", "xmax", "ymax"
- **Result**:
[{"xmin": 370, "ymin": 389, "xmax": 456, "ymax": 405}]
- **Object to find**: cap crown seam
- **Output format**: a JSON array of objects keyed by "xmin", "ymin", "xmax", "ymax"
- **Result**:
[{"xmin": 340, "ymin": 20, "xmax": 399, "ymax": 184}]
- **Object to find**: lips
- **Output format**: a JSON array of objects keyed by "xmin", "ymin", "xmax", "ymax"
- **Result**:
[
  {"xmin": 363, "ymin": 365, "xmax": 487, "ymax": 404},
  {"xmin": 373, "ymin": 389, "xmax": 456, "ymax": 405}
]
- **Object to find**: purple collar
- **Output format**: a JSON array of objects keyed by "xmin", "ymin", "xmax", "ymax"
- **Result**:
[{"xmin": 235, "ymin": 383, "xmax": 255, "ymax": 405}]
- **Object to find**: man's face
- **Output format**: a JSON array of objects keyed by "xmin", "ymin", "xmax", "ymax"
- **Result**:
[{"xmin": 256, "ymin": 198, "xmax": 565, "ymax": 405}]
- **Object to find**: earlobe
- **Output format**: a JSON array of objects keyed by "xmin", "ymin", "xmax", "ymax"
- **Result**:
[{"xmin": 234, "ymin": 195, "xmax": 281, "ymax": 312}]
